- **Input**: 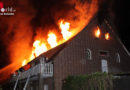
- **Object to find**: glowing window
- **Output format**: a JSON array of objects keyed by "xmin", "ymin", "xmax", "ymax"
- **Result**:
[
  {"xmin": 105, "ymin": 33, "xmax": 110, "ymax": 40},
  {"xmin": 94, "ymin": 27, "xmax": 101, "ymax": 38},
  {"xmin": 85, "ymin": 49, "xmax": 92, "ymax": 60}
]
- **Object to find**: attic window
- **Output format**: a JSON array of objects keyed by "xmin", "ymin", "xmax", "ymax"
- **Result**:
[
  {"xmin": 85, "ymin": 49, "xmax": 92, "ymax": 60},
  {"xmin": 116, "ymin": 53, "xmax": 120, "ymax": 63},
  {"xmin": 99, "ymin": 50, "xmax": 109, "ymax": 56},
  {"xmin": 94, "ymin": 26, "xmax": 101, "ymax": 38},
  {"xmin": 105, "ymin": 33, "xmax": 110, "ymax": 40}
]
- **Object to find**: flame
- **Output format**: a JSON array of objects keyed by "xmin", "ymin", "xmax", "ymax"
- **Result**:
[
  {"xmin": 59, "ymin": 20, "xmax": 72, "ymax": 40},
  {"xmin": 29, "ymin": 40, "xmax": 47, "ymax": 61},
  {"xmin": 95, "ymin": 27, "xmax": 101, "ymax": 38},
  {"xmin": 47, "ymin": 32, "xmax": 58, "ymax": 48},
  {"xmin": 21, "ymin": 20, "xmax": 73, "ymax": 65},
  {"xmin": 105, "ymin": 33, "xmax": 110, "ymax": 40},
  {"xmin": 22, "ymin": 59, "xmax": 27, "ymax": 66}
]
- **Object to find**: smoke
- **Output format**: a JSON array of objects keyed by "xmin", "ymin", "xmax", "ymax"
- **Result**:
[
  {"xmin": 0, "ymin": 0, "xmax": 35, "ymax": 83},
  {"xmin": 0, "ymin": 0, "xmax": 98, "ymax": 83}
]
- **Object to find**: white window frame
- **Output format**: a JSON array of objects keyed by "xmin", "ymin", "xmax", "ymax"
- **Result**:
[
  {"xmin": 85, "ymin": 49, "xmax": 92, "ymax": 60},
  {"xmin": 116, "ymin": 53, "xmax": 120, "ymax": 63}
]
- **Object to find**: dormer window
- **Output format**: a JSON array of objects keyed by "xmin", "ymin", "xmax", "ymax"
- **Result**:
[{"xmin": 85, "ymin": 49, "xmax": 92, "ymax": 60}]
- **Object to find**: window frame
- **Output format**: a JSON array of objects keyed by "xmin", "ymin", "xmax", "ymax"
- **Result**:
[
  {"xmin": 116, "ymin": 53, "xmax": 120, "ymax": 63},
  {"xmin": 99, "ymin": 50, "xmax": 109, "ymax": 57},
  {"xmin": 85, "ymin": 49, "xmax": 92, "ymax": 60}
]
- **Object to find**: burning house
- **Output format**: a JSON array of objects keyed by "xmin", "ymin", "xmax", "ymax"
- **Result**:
[
  {"xmin": 1, "ymin": 0, "xmax": 130, "ymax": 90},
  {"xmin": 2, "ymin": 15, "xmax": 130, "ymax": 90}
]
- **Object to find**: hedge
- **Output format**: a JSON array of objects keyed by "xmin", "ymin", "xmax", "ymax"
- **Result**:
[{"xmin": 62, "ymin": 72, "xmax": 113, "ymax": 90}]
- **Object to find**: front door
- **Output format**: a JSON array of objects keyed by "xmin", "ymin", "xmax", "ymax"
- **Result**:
[{"xmin": 101, "ymin": 59, "xmax": 108, "ymax": 73}]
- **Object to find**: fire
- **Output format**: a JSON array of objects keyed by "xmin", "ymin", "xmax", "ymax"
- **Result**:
[
  {"xmin": 29, "ymin": 40, "xmax": 47, "ymax": 61},
  {"xmin": 0, "ymin": 0, "xmax": 99, "ymax": 82},
  {"xmin": 95, "ymin": 27, "xmax": 101, "ymax": 38},
  {"xmin": 21, "ymin": 20, "xmax": 73, "ymax": 66},
  {"xmin": 22, "ymin": 59, "xmax": 27, "ymax": 66},
  {"xmin": 59, "ymin": 20, "xmax": 72, "ymax": 40},
  {"xmin": 20, "ymin": 0, "xmax": 98, "ymax": 67},
  {"xmin": 47, "ymin": 32, "xmax": 58, "ymax": 48},
  {"xmin": 105, "ymin": 33, "xmax": 110, "ymax": 40}
]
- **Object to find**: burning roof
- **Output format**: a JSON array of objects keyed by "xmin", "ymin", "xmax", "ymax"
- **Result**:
[{"xmin": 0, "ymin": 0, "xmax": 98, "ymax": 83}]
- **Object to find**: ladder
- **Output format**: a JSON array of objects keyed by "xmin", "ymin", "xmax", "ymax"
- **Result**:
[
  {"xmin": 14, "ymin": 74, "xmax": 20, "ymax": 90},
  {"xmin": 23, "ymin": 67, "xmax": 35, "ymax": 90},
  {"xmin": 23, "ymin": 75, "xmax": 30, "ymax": 90}
]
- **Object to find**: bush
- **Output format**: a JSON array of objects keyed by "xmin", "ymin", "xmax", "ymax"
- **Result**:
[{"xmin": 62, "ymin": 72, "xmax": 113, "ymax": 90}]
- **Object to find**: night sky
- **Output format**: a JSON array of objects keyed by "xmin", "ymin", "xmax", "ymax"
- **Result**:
[
  {"xmin": 0, "ymin": 0, "xmax": 129, "ymax": 74},
  {"xmin": 113, "ymin": 0, "xmax": 130, "ymax": 51}
]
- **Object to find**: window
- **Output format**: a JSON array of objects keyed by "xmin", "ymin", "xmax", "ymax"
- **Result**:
[
  {"xmin": 99, "ymin": 50, "xmax": 109, "ymax": 56},
  {"xmin": 44, "ymin": 85, "xmax": 48, "ymax": 90},
  {"xmin": 101, "ymin": 59, "xmax": 108, "ymax": 73},
  {"xmin": 85, "ymin": 49, "xmax": 92, "ymax": 60},
  {"xmin": 31, "ymin": 86, "xmax": 33, "ymax": 90},
  {"xmin": 105, "ymin": 33, "xmax": 110, "ymax": 40},
  {"xmin": 116, "ymin": 53, "xmax": 120, "ymax": 63},
  {"xmin": 94, "ymin": 26, "xmax": 101, "ymax": 38}
]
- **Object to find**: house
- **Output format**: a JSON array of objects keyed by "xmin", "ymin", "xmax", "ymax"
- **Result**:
[{"xmin": 2, "ymin": 16, "xmax": 130, "ymax": 90}]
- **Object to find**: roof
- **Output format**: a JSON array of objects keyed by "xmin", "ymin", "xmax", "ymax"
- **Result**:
[
  {"xmin": 42, "ymin": 39, "xmax": 72, "ymax": 62},
  {"xmin": 18, "ymin": 39, "xmax": 71, "ymax": 71},
  {"xmin": 26, "ymin": 38, "xmax": 72, "ymax": 65}
]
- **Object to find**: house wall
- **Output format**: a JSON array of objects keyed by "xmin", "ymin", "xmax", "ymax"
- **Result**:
[
  {"xmin": 25, "ymin": 77, "xmax": 53, "ymax": 90},
  {"xmin": 53, "ymin": 18, "xmax": 130, "ymax": 90}
]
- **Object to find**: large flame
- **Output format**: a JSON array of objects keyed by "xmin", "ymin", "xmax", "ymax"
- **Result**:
[
  {"xmin": 27, "ymin": 40, "xmax": 48, "ymax": 63},
  {"xmin": 59, "ymin": 20, "xmax": 72, "ymax": 40},
  {"xmin": 22, "ymin": 20, "xmax": 73, "ymax": 66},
  {"xmin": 47, "ymin": 32, "xmax": 58, "ymax": 48}
]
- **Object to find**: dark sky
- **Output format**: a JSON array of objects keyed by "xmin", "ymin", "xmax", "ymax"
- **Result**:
[
  {"xmin": 0, "ymin": 0, "xmax": 129, "ymax": 69},
  {"xmin": 113, "ymin": 0, "xmax": 130, "ymax": 51}
]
